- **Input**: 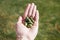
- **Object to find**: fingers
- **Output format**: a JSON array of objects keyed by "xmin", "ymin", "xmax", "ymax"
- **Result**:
[
  {"xmin": 32, "ymin": 5, "xmax": 36, "ymax": 18},
  {"xmin": 23, "ymin": 3, "xmax": 39, "ymax": 29},
  {"xmin": 23, "ymin": 3, "xmax": 36, "ymax": 18},
  {"xmin": 23, "ymin": 4, "xmax": 31, "ymax": 19},
  {"xmin": 28, "ymin": 3, "xmax": 34, "ymax": 17}
]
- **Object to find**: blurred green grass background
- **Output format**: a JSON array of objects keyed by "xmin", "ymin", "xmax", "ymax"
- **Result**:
[{"xmin": 0, "ymin": 0, "xmax": 60, "ymax": 40}]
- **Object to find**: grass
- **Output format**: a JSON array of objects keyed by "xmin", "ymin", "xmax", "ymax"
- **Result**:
[{"xmin": 0, "ymin": 0, "xmax": 60, "ymax": 40}]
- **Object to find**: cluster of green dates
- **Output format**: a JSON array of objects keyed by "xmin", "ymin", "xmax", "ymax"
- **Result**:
[{"xmin": 24, "ymin": 17, "xmax": 34, "ymax": 28}]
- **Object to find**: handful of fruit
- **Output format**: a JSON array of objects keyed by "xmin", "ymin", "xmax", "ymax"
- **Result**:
[{"xmin": 24, "ymin": 17, "xmax": 34, "ymax": 28}]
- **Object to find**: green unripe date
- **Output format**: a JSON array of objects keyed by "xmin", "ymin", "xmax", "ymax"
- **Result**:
[{"xmin": 24, "ymin": 17, "xmax": 34, "ymax": 28}]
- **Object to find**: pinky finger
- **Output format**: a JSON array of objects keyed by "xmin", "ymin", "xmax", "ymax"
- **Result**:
[
  {"xmin": 34, "ymin": 10, "xmax": 39, "ymax": 23},
  {"xmin": 32, "ymin": 10, "xmax": 39, "ymax": 28}
]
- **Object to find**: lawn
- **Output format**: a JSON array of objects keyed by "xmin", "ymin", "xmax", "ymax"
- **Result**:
[{"xmin": 0, "ymin": 0, "xmax": 60, "ymax": 40}]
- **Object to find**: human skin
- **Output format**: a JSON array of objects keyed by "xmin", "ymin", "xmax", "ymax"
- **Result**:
[{"xmin": 16, "ymin": 3, "xmax": 39, "ymax": 40}]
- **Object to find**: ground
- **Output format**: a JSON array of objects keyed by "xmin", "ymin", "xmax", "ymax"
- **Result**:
[{"xmin": 0, "ymin": 0, "xmax": 60, "ymax": 40}]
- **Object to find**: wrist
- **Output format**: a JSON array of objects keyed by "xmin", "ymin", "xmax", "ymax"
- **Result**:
[
  {"xmin": 16, "ymin": 35, "xmax": 34, "ymax": 40},
  {"xmin": 16, "ymin": 35, "xmax": 28, "ymax": 40}
]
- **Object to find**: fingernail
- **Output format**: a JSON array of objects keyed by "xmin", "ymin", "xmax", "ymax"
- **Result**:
[
  {"xmin": 32, "ymin": 3, "xmax": 34, "ymax": 5},
  {"xmin": 28, "ymin": 4, "xmax": 31, "ymax": 6},
  {"xmin": 35, "ymin": 5, "xmax": 36, "ymax": 9}
]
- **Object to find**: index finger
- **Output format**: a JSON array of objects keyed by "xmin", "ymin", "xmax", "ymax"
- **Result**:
[{"xmin": 23, "ymin": 4, "xmax": 31, "ymax": 19}]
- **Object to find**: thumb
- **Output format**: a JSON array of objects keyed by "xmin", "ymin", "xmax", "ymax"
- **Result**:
[
  {"xmin": 17, "ymin": 16, "xmax": 22, "ymax": 23},
  {"xmin": 16, "ymin": 16, "xmax": 28, "ymax": 31}
]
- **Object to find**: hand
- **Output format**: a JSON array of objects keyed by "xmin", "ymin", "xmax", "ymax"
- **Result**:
[{"xmin": 16, "ymin": 3, "xmax": 39, "ymax": 40}]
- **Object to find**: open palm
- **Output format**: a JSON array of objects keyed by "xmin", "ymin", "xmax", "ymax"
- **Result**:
[{"xmin": 16, "ymin": 3, "xmax": 39, "ymax": 40}]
